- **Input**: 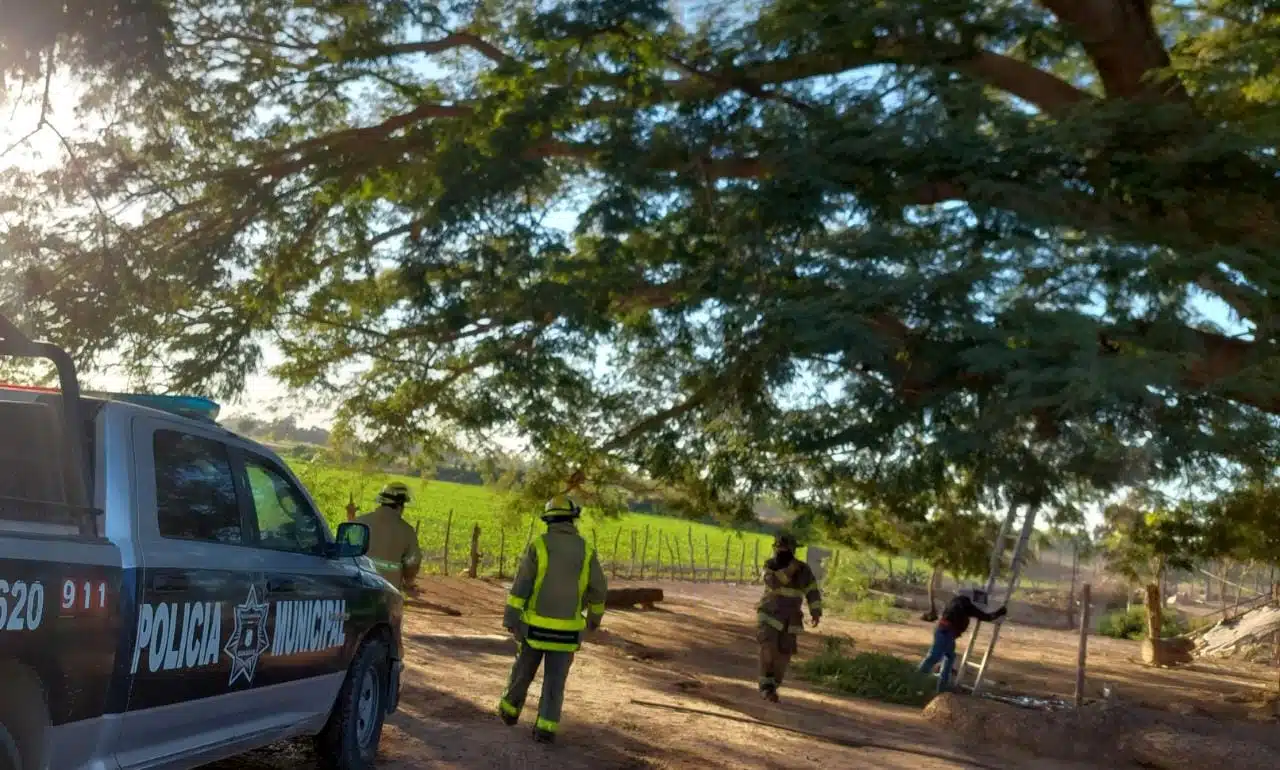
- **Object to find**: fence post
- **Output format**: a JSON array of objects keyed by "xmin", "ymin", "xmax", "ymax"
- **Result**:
[
  {"xmin": 468, "ymin": 524, "xmax": 481, "ymax": 578},
  {"xmin": 753, "ymin": 539, "xmax": 761, "ymax": 582},
  {"xmin": 722, "ymin": 537, "xmax": 731, "ymax": 582},
  {"xmin": 640, "ymin": 525, "xmax": 651, "ymax": 580},
  {"xmin": 674, "ymin": 535, "xmax": 684, "ymax": 581},
  {"xmin": 687, "ymin": 526, "xmax": 697, "ymax": 582},
  {"xmin": 738, "ymin": 540, "xmax": 746, "ymax": 582},
  {"xmin": 703, "ymin": 533, "xmax": 711, "ymax": 583},
  {"xmin": 442, "ymin": 509, "xmax": 454, "ymax": 576},
  {"xmin": 345, "ymin": 493, "xmax": 358, "ymax": 522},
  {"xmin": 629, "ymin": 530, "xmax": 638, "ymax": 579},
  {"xmin": 655, "ymin": 533, "xmax": 664, "ymax": 579},
  {"xmin": 1075, "ymin": 583, "xmax": 1092, "ymax": 708},
  {"xmin": 611, "ymin": 529, "xmax": 623, "ymax": 578},
  {"xmin": 498, "ymin": 528, "xmax": 507, "ymax": 579}
]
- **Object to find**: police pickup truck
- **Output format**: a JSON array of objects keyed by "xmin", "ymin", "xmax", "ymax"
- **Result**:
[{"xmin": 0, "ymin": 316, "xmax": 404, "ymax": 770}]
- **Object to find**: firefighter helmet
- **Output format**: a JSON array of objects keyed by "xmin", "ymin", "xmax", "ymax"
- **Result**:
[
  {"xmin": 542, "ymin": 494, "xmax": 581, "ymax": 520},
  {"xmin": 773, "ymin": 531, "xmax": 798, "ymax": 551},
  {"xmin": 376, "ymin": 482, "xmax": 411, "ymax": 508}
]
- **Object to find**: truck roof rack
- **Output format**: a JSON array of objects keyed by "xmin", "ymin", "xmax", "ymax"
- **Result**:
[{"xmin": 0, "ymin": 314, "xmax": 94, "ymax": 530}]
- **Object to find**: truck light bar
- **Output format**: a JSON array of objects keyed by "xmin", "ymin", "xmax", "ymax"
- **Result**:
[{"xmin": 107, "ymin": 393, "xmax": 221, "ymax": 423}]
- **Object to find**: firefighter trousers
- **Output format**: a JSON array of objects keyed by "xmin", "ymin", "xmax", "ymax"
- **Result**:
[
  {"xmin": 498, "ymin": 642, "xmax": 575, "ymax": 735},
  {"xmin": 757, "ymin": 625, "xmax": 798, "ymax": 693}
]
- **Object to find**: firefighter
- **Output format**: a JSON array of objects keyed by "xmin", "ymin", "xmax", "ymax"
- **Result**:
[
  {"xmin": 498, "ymin": 495, "xmax": 608, "ymax": 744},
  {"xmin": 756, "ymin": 531, "xmax": 822, "ymax": 703},
  {"xmin": 918, "ymin": 587, "xmax": 1007, "ymax": 692},
  {"xmin": 355, "ymin": 482, "xmax": 423, "ymax": 591}
]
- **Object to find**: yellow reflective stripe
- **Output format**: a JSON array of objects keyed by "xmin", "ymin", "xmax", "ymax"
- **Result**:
[
  {"xmin": 535, "ymin": 717, "xmax": 559, "ymax": 733},
  {"xmin": 768, "ymin": 587, "xmax": 806, "ymax": 598},
  {"xmin": 758, "ymin": 612, "xmax": 785, "ymax": 631},
  {"xmin": 499, "ymin": 699, "xmax": 520, "ymax": 717},
  {"xmin": 587, "ymin": 602, "xmax": 605, "ymax": 615},
  {"xmin": 576, "ymin": 546, "xmax": 592, "ymax": 615},
  {"xmin": 523, "ymin": 612, "xmax": 585, "ymax": 631},
  {"xmin": 507, "ymin": 595, "xmax": 527, "ymax": 610},
  {"xmin": 526, "ymin": 638, "xmax": 580, "ymax": 652},
  {"xmin": 775, "ymin": 569, "xmax": 791, "ymax": 585},
  {"xmin": 530, "ymin": 536, "xmax": 550, "ymax": 616},
  {"xmin": 808, "ymin": 600, "xmax": 823, "ymax": 612}
]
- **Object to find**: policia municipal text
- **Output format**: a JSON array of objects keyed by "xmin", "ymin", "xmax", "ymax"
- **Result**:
[{"xmin": 499, "ymin": 495, "xmax": 608, "ymax": 743}]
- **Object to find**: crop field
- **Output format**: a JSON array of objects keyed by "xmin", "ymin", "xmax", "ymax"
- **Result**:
[{"xmin": 287, "ymin": 457, "xmax": 793, "ymax": 580}]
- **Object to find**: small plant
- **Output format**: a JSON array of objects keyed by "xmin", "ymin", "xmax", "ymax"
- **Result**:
[
  {"xmin": 843, "ymin": 595, "xmax": 912, "ymax": 624},
  {"xmin": 1096, "ymin": 606, "xmax": 1189, "ymax": 640},
  {"xmin": 798, "ymin": 637, "xmax": 935, "ymax": 707}
]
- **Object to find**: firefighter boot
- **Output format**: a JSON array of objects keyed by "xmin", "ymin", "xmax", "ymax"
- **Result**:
[{"xmin": 533, "ymin": 727, "xmax": 556, "ymax": 744}]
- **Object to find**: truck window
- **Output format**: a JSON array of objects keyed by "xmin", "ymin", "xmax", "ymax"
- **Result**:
[
  {"xmin": 242, "ymin": 456, "xmax": 324, "ymax": 555},
  {"xmin": 153, "ymin": 430, "xmax": 243, "ymax": 544}
]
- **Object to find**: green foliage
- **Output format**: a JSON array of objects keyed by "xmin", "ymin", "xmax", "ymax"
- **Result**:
[
  {"xmin": 1096, "ymin": 607, "xmax": 1189, "ymax": 641},
  {"xmin": 818, "ymin": 552, "xmax": 910, "ymax": 623},
  {"xmin": 4, "ymin": 0, "xmax": 1280, "ymax": 524},
  {"xmin": 1098, "ymin": 491, "xmax": 1202, "ymax": 586},
  {"xmin": 798, "ymin": 638, "xmax": 934, "ymax": 707}
]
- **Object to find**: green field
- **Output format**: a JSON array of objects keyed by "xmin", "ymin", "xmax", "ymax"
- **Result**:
[{"xmin": 287, "ymin": 457, "xmax": 790, "ymax": 579}]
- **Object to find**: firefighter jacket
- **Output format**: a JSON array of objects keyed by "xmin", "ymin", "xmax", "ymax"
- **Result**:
[
  {"xmin": 504, "ymin": 521, "xmax": 608, "ymax": 652},
  {"xmin": 757, "ymin": 557, "xmax": 822, "ymax": 634},
  {"xmin": 356, "ymin": 505, "xmax": 423, "ymax": 589}
]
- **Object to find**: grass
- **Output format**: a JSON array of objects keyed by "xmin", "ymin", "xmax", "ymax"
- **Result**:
[
  {"xmin": 798, "ymin": 637, "xmax": 935, "ymax": 707},
  {"xmin": 287, "ymin": 457, "xmax": 788, "ymax": 576}
]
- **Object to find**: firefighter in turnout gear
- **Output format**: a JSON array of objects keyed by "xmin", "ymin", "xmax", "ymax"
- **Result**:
[
  {"xmin": 498, "ymin": 495, "xmax": 608, "ymax": 743},
  {"xmin": 756, "ymin": 532, "xmax": 822, "ymax": 702},
  {"xmin": 355, "ymin": 482, "xmax": 423, "ymax": 590}
]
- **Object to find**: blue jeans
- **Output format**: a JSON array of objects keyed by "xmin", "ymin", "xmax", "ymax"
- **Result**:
[{"xmin": 918, "ymin": 626, "xmax": 957, "ymax": 692}]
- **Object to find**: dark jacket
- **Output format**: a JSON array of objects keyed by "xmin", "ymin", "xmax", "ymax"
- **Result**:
[
  {"xmin": 757, "ymin": 557, "xmax": 822, "ymax": 634},
  {"xmin": 938, "ymin": 595, "xmax": 1001, "ymax": 636}
]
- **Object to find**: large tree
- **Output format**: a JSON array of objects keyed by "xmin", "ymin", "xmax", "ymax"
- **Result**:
[{"xmin": 3, "ymin": 0, "xmax": 1279, "ymax": 514}]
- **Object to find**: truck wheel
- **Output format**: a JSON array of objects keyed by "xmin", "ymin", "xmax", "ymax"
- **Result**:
[
  {"xmin": 316, "ymin": 638, "xmax": 390, "ymax": 770},
  {"xmin": 0, "ymin": 665, "xmax": 48, "ymax": 770}
]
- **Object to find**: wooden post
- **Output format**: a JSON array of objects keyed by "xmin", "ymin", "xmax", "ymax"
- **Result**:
[
  {"xmin": 629, "ymin": 529, "xmax": 638, "ymax": 579},
  {"xmin": 498, "ymin": 528, "xmax": 507, "ymax": 579},
  {"xmin": 345, "ymin": 493, "xmax": 358, "ymax": 522},
  {"xmin": 722, "ymin": 537, "xmax": 731, "ymax": 582},
  {"xmin": 687, "ymin": 526, "xmax": 697, "ymax": 582},
  {"xmin": 753, "ymin": 539, "xmax": 761, "ymax": 582},
  {"xmin": 703, "ymin": 533, "xmax": 711, "ymax": 583},
  {"xmin": 611, "ymin": 529, "xmax": 623, "ymax": 578},
  {"xmin": 442, "ymin": 509, "xmax": 454, "ymax": 576},
  {"xmin": 640, "ymin": 525, "xmax": 651, "ymax": 580},
  {"xmin": 1075, "ymin": 583, "xmax": 1092, "ymax": 708},
  {"xmin": 655, "ymin": 533, "xmax": 663, "ymax": 579},
  {"xmin": 468, "ymin": 523, "xmax": 481, "ymax": 578},
  {"xmin": 674, "ymin": 536, "xmax": 685, "ymax": 581}
]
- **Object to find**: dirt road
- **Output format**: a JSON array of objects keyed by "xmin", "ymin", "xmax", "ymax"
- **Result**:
[{"xmin": 216, "ymin": 577, "xmax": 1276, "ymax": 769}]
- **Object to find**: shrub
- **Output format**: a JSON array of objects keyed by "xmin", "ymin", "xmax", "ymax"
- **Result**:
[
  {"xmin": 798, "ymin": 637, "xmax": 935, "ymax": 707},
  {"xmin": 1096, "ymin": 606, "xmax": 1189, "ymax": 640}
]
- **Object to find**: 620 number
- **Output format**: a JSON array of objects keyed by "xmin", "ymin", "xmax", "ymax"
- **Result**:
[{"xmin": 0, "ymin": 580, "xmax": 46, "ymax": 632}]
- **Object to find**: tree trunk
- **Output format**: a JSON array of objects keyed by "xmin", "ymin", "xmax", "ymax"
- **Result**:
[
  {"xmin": 1141, "ymin": 582, "xmax": 1166, "ymax": 666},
  {"xmin": 925, "ymin": 564, "xmax": 943, "ymax": 620}
]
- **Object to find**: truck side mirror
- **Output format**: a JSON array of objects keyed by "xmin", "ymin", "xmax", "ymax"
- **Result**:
[{"xmin": 333, "ymin": 522, "xmax": 370, "ymax": 558}]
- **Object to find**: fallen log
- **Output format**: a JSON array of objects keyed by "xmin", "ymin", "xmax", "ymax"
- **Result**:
[{"xmin": 606, "ymin": 587, "xmax": 664, "ymax": 609}]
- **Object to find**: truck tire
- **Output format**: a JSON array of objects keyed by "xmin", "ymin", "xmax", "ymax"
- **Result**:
[
  {"xmin": 0, "ymin": 665, "xmax": 48, "ymax": 770},
  {"xmin": 316, "ymin": 637, "xmax": 390, "ymax": 770}
]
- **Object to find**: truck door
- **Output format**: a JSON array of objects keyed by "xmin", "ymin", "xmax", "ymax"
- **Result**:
[
  {"xmin": 231, "ymin": 447, "xmax": 361, "ymax": 724},
  {"xmin": 115, "ymin": 417, "xmax": 274, "ymax": 770}
]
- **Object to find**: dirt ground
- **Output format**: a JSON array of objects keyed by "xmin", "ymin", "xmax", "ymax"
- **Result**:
[{"xmin": 216, "ymin": 577, "xmax": 1280, "ymax": 770}]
